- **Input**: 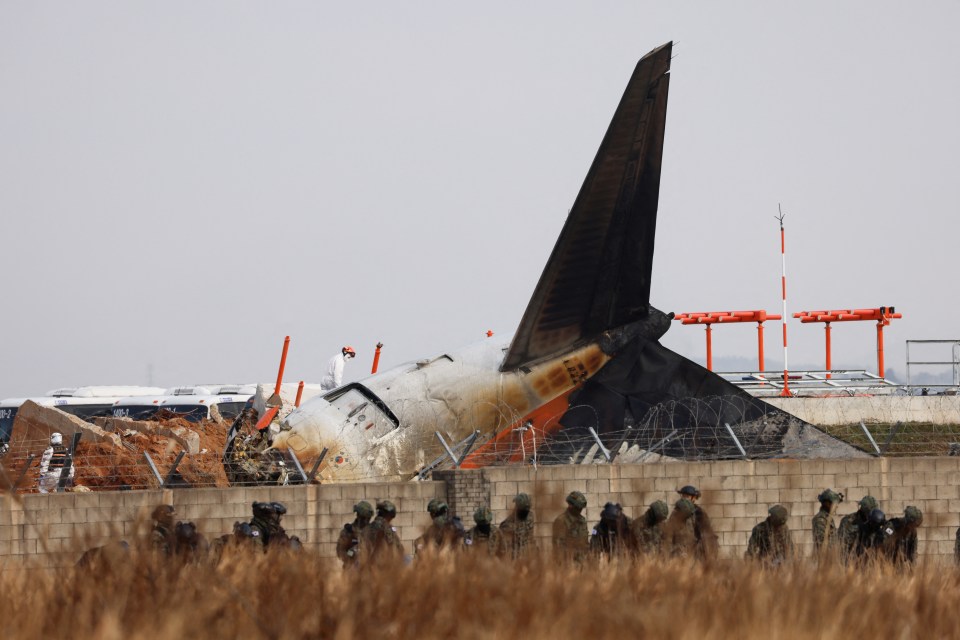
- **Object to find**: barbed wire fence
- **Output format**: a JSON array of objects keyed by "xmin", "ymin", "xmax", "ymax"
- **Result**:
[{"xmin": 3, "ymin": 393, "xmax": 960, "ymax": 491}]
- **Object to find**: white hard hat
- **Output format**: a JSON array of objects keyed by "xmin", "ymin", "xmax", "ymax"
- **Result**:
[{"xmin": 50, "ymin": 432, "xmax": 63, "ymax": 445}]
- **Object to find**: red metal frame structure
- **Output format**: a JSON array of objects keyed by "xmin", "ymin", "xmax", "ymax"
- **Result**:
[
  {"xmin": 792, "ymin": 307, "xmax": 902, "ymax": 379},
  {"xmin": 673, "ymin": 310, "xmax": 782, "ymax": 372}
]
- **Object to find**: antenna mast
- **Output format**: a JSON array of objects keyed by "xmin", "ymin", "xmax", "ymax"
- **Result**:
[{"xmin": 776, "ymin": 205, "xmax": 792, "ymax": 397}]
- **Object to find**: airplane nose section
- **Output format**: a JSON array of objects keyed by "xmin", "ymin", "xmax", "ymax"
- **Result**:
[{"xmin": 273, "ymin": 402, "xmax": 361, "ymax": 478}]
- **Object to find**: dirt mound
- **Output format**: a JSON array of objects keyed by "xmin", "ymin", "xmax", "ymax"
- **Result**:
[{"xmin": 3, "ymin": 409, "xmax": 229, "ymax": 492}]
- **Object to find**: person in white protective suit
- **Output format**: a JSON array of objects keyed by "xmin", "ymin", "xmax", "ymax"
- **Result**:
[
  {"xmin": 38, "ymin": 431, "xmax": 75, "ymax": 493},
  {"xmin": 321, "ymin": 346, "xmax": 356, "ymax": 391}
]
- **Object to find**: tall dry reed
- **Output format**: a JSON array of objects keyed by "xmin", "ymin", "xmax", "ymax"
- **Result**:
[{"xmin": 2, "ymin": 546, "xmax": 959, "ymax": 639}]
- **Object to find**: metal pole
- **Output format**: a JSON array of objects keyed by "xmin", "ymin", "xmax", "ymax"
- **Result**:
[
  {"xmin": 274, "ymin": 336, "xmax": 290, "ymax": 396},
  {"xmin": 705, "ymin": 324, "xmax": 713, "ymax": 371},
  {"xmin": 876, "ymin": 321, "xmax": 886, "ymax": 379},
  {"xmin": 12, "ymin": 454, "xmax": 36, "ymax": 491},
  {"xmin": 825, "ymin": 322, "xmax": 832, "ymax": 380},
  {"xmin": 143, "ymin": 452, "xmax": 164, "ymax": 486},
  {"xmin": 163, "ymin": 451, "xmax": 186, "ymax": 487},
  {"xmin": 435, "ymin": 432, "xmax": 459, "ymax": 466},
  {"xmin": 294, "ymin": 381, "xmax": 305, "ymax": 407},
  {"xmin": 455, "ymin": 431, "xmax": 481, "ymax": 467},
  {"xmin": 371, "ymin": 342, "xmax": 383, "ymax": 374},
  {"xmin": 757, "ymin": 321, "xmax": 765, "ymax": 373},
  {"xmin": 647, "ymin": 429, "xmax": 678, "ymax": 456},
  {"xmin": 880, "ymin": 421, "xmax": 903, "ymax": 455},
  {"xmin": 286, "ymin": 450, "xmax": 308, "ymax": 484},
  {"xmin": 588, "ymin": 427, "xmax": 612, "ymax": 462},
  {"xmin": 859, "ymin": 420, "xmax": 882, "ymax": 456},
  {"xmin": 308, "ymin": 447, "xmax": 329, "ymax": 482},
  {"xmin": 776, "ymin": 207, "xmax": 791, "ymax": 396},
  {"xmin": 723, "ymin": 423, "xmax": 748, "ymax": 459}
]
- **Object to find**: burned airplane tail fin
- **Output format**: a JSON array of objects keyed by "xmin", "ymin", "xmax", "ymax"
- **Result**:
[{"xmin": 502, "ymin": 42, "xmax": 672, "ymax": 372}]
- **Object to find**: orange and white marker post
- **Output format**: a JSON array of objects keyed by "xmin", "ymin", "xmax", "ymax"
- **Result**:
[{"xmin": 777, "ymin": 208, "xmax": 792, "ymax": 397}]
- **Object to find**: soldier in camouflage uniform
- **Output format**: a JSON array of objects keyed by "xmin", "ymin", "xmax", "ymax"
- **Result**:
[
  {"xmin": 631, "ymin": 500, "xmax": 669, "ymax": 556},
  {"xmin": 883, "ymin": 506, "xmax": 922, "ymax": 566},
  {"xmin": 854, "ymin": 508, "xmax": 888, "ymax": 564},
  {"xmin": 812, "ymin": 489, "xmax": 843, "ymax": 557},
  {"xmin": 746, "ymin": 505, "xmax": 795, "ymax": 565},
  {"xmin": 174, "ymin": 520, "xmax": 209, "ymax": 563},
  {"xmin": 590, "ymin": 502, "xmax": 635, "ymax": 559},
  {"xmin": 465, "ymin": 506, "xmax": 505, "ymax": 557},
  {"xmin": 337, "ymin": 501, "xmax": 373, "ymax": 567},
  {"xmin": 414, "ymin": 501, "xmax": 457, "ymax": 554},
  {"xmin": 500, "ymin": 493, "xmax": 537, "ymax": 559},
  {"xmin": 677, "ymin": 485, "xmax": 718, "ymax": 562},
  {"xmin": 150, "ymin": 504, "xmax": 176, "ymax": 555},
  {"xmin": 552, "ymin": 491, "xmax": 589, "ymax": 563},
  {"xmin": 837, "ymin": 495, "xmax": 879, "ymax": 562},
  {"xmin": 362, "ymin": 500, "xmax": 405, "ymax": 564},
  {"xmin": 664, "ymin": 498, "xmax": 697, "ymax": 558},
  {"xmin": 249, "ymin": 501, "xmax": 297, "ymax": 549}
]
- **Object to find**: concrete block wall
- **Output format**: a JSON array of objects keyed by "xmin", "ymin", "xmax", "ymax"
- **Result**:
[
  {"xmin": 0, "ymin": 481, "xmax": 444, "ymax": 566},
  {"xmin": 3, "ymin": 457, "xmax": 960, "ymax": 565},
  {"xmin": 458, "ymin": 458, "xmax": 960, "ymax": 563}
]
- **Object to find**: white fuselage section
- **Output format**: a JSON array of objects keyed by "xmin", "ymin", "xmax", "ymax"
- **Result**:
[{"xmin": 272, "ymin": 339, "xmax": 608, "ymax": 482}]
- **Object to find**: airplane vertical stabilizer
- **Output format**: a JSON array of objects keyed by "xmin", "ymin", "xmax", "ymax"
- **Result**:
[{"xmin": 502, "ymin": 42, "xmax": 672, "ymax": 371}]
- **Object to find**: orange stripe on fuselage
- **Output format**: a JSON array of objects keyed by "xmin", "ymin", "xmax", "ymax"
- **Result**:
[{"xmin": 459, "ymin": 389, "xmax": 575, "ymax": 468}]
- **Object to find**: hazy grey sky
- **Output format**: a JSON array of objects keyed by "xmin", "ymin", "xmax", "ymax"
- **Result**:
[{"xmin": 1, "ymin": 2, "xmax": 958, "ymax": 397}]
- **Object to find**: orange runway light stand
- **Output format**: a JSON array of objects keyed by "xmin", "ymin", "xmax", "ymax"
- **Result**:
[
  {"xmin": 673, "ymin": 310, "xmax": 782, "ymax": 372},
  {"xmin": 792, "ymin": 307, "xmax": 901, "ymax": 379}
]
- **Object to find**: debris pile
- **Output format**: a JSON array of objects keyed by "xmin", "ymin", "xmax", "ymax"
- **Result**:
[{"xmin": 2, "ymin": 402, "xmax": 229, "ymax": 492}]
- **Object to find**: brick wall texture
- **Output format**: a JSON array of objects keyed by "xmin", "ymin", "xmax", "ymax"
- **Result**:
[
  {"xmin": 0, "ymin": 482, "xmax": 444, "ymax": 567},
  {"xmin": 3, "ymin": 458, "xmax": 959, "ymax": 565}
]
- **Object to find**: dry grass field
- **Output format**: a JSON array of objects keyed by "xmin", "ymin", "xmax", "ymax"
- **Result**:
[{"xmin": 1, "ymin": 546, "xmax": 959, "ymax": 639}]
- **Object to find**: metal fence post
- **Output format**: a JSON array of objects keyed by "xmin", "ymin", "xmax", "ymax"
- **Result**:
[
  {"xmin": 588, "ymin": 427, "xmax": 612, "ymax": 462},
  {"xmin": 859, "ymin": 420, "xmax": 882, "ymax": 456},
  {"xmin": 723, "ymin": 423, "xmax": 748, "ymax": 459}
]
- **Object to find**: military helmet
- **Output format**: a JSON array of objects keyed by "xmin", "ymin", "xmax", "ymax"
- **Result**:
[
  {"xmin": 677, "ymin": 485, "xmax": 701, "ymax": 499},
  {"xmin": 233, "ymin": 521, "xmax": 254, "ymax": 538},
  {"xmin": 270, "ymin": 501, "xmax": 287, "ymax": 516},
  {"xmin": 514, "ymin": 493, "xmax": 532, "ymax": 509},
  {"xmin": 376, "ymin": 500, "xmax": 397, "ymax": 516},
  {"xmin": 427, "ymin": 498, "xmax": 442, "ymax": 516},
  {"xmin": 474, "ymin": 506, "xmax": 493, "ymax": 525},
  {"xmin": 252, "ymin": 501, "xmax": 276, "ymax": 519},
  {"xmin": 353, "ymin": 501, "xmax": 374, "ymax": 518},
  {"xmin": 566, "ymin": 491, "xmax": 587, "ymax": 510},
  {"xmin": 858, "ymin": 495, "xmax": 878, "ymax": 512},
  {"xmin": 904, "ymin": 506, "xmax": 923, "ymax": 524},
  {"xmin": 868, "ymin": 508, "xmax": 886, "ymax": 526},
  {"xmin": 675, "ymin": 498, "xmax": 696, "ymax": 517},
  {"xmin": 650, "ymin": 500, "xmax": 669, "ymax": 522},
  {"xmin": 601, "ymin": 502, "xmax": 621, "ymax": 521},
  {"xmin": 817, "ymin": 489, "xmax": 842, "ymax": 504},
  {"xmin": 768, "ymin": 505, "xmax": 789, "ymax": 526},
  {"xmin": 152, "ymin": 504, "xmax": 175, "ymax": 524}
]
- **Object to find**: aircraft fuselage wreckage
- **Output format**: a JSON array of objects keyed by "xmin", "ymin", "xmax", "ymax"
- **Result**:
[{"xmin": 270, "ymin": 42, "xmax": 861, "ymax": 482}]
